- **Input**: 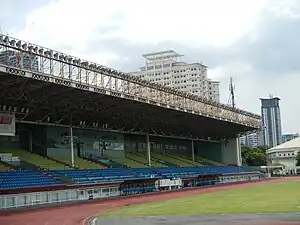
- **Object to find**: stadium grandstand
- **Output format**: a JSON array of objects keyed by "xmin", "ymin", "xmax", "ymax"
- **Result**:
[{"xmin": 0, "ymin": 35, "xmax": 264, "ymax": 210}]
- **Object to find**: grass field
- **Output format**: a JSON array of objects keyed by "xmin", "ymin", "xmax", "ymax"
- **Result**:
[{"xmin": 101, "ymin": 180, "xmax": 300, "ymax": 217}]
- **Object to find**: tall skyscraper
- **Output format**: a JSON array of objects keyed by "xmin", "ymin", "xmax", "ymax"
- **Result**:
[{"xmin": 260, "ymin": 96, "xmax": 282, "ymax": 148}]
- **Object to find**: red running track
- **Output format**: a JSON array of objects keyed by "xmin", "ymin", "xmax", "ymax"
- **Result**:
[{"xmin": 0, "ymin": 178, "xmax": 297, "ymax": 225}]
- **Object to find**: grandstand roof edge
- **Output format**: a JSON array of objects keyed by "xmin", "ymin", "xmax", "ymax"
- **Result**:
[{"xmin": 0, "ymin": 35, "xmax": 260, "ymax": 119}]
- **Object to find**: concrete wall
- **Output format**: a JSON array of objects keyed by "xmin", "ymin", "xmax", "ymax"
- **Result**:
[
  {"xmin": 195, "ymin": 141, "xmax": 222, "ymax": 162},
  {"xmin": 46, "ymin": 127, "xmax": 125, "ymax": 158},
  {"xmin": 222, "ymin": 137, "xmax": 242, "ymax": 166},
  {"xmin": 124, "ymin": 134, "xmax": 193, "ymax": 155}
]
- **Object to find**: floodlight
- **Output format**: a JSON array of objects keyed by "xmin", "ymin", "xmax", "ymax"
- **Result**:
[
  {"xmin": 16, "ymin": 41, "xmax": 22, "ymax": 48},
  {"xmin": 26, "ymin": 108, "xmax": 29, "ymax": 113},
  {"xmin": 53, "ymin": 53, "xmax": 58, "ymax": 59},
  {"xmin": 13, "ymin": 107, "xmax": 17, "ymax": 112},
  {"xmin": 3, "ymin": 36, "xmax": 9, "ymax": 43},
  {"xmin": 73, "ymin": 59, "xmax": 80, "ymax": 64},
  {"xmin": 21, "ymin": 108, "xmax": 25, "ymax": 113},
  {"xmin": 67, "ymin": 57, "xmax": 73, "ymax": 63},
  {"xmin": 2, "ymin": 105, "xmax": 6, "ymax": 110},
  {"xmin": 33, "ymin": 46, "xmax": 38, "ymax": 53},
  {"xmin": 89, "ymin": 63, "xmax": 96, "ymax": 69},
  {"xmin": 59, "ymin": 54, "xmax": 65, "ymax": 61},
  {"xmin": 81, "ymin": 61, "xmax": 88, "ymax": 67},
  {"xmin": 8, "ymin": 106, "xmax": 12, "ymax": 111},
  {"xmin": 44, "ymin": 50, "xmax": 51, "ymax": 57},
  {"xmin": 9, "ymin": 39, "xmax": 16, "ymax": 47},
  {"xmin": 28, "ymin": 45, "xmax": 33, "ymax": 51},
  {"xmin": 22, "ymin": 43, "xmax": 27, "ymax": 50},
  {"xmin": 0, "ymin": 35, "xmax": 3, "ymax": 42},
  {"xmin": 38, "ymin": 48, "xmax": 44, "ymax": 55}
]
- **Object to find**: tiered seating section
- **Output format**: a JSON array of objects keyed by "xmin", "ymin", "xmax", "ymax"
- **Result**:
[
  {"xmin": 49, "ymin": 166, "xmax": 249, "ymax": 185},
  {"xmin": 0, "ymin": 165, "xmax": 251, "ymax": 190},
  {"xmin": 0, "ymin": 147, "xmax": 225, "ymax": 170},
  {"xmin": 0, "ymin": 148, "xmax": 239, "ymax": 190},
  {"xmin": 0, "ymin": 170, "xmax": 64, "ymax": 190}
]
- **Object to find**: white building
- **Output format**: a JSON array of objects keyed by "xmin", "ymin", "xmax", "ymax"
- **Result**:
[
  {"xmin": 266, "ymin": 136, "xmax": 300, "ymax": 174},
  {"xmin": 240, "ymin": 132, "xmax": 264, "ymax": 148},
  {"xmin": 130, "ymin": 50, "xmax": 220, "ymax": 102}
]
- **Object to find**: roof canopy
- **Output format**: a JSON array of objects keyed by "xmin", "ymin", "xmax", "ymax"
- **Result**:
[{"xmin": 267, "ymin": 136, "xmax": 300, "ymax": 153}]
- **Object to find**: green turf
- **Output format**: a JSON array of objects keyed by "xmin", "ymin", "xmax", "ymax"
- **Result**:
[{"xmin": 101, "ymin": 180, "xmax": 300, "ymax": 217}]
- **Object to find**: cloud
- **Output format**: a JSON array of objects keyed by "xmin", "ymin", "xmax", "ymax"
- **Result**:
[
  {"xmin": 16, "ymin": 0, "xmax": 269, "ymax": 48},
  {"xmin": 6, "ymin": 0, "xmax": 300, "ymax": 133}
]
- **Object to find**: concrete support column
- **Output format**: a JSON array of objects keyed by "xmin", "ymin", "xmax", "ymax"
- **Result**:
[
  {"xmin": 222, "ymin": 137, "xmax": 242, "ymax": 166},
  {"xmin": 191, "ymin": 139, "xmax": 195, "ymax": 164},
  {"xmin": 146, "ymin": 133, "xmax": 151, "ymax": 167},
  {"xmin": 70, "ymin": 126, "xmax": 75, "ymax": 167}
]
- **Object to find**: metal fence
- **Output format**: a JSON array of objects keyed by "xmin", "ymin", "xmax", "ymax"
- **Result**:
[
  {"xmin": 0, "ymin": 186, "xmax": 119, "ymax": 210},
  {"xmin": 0, "ymin": 173, "xmax": 263, "ymax": 210}
]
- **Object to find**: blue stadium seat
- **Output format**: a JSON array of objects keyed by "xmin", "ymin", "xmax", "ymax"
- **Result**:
[
  {"xmin": 45, "ymin": 166, "xmax": 251, "ymax": 185},
  {"xmin": 0, "ymin": 166, "xmax": 254, "ymax": 189},
  {"xmin": 0, "ymin": 170, "xmax": 63, "ymax": 190}
]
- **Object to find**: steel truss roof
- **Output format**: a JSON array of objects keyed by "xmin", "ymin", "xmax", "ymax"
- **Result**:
[{"xmin": 0, "ymin": 35, "xmax": 261, "ymax": 139}]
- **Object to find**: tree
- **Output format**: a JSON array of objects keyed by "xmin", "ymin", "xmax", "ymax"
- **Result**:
[
  {"xmin": 257, "ymin": 145, "xmax": 268, "ymax": 151},
  {"xmin": 242, "ymin": 147, "xmax": 267, "ymax": 166},
  {"xmin": 296, "ymin": 152, "xmax": 300, "ymax": 166}
]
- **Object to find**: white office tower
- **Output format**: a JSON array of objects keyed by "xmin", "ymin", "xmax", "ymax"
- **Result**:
[
  {"xmin": 239, "ymin": 132, "xmax": 264, "ymax": 148},
  {"xmin": 130, "ymin": 50, "xmax": 220, "ymax": 102}
]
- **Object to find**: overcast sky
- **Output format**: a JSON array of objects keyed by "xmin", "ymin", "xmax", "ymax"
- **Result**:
[{"xmin": 1, "ymin": 0, "xmax": 299, "ymax": 133}]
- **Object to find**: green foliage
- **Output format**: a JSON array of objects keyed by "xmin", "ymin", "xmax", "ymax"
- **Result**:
[
  {"xmin": 241, "ymin": 146, "xmax": 266, "ymax": 166},
  {"xmin": 257, "ymin": 145, "xmax": 268, "ymax": 151},
  {"xmin": 296, "ymin": 152, "xmax": 300, "ymax": 166}
]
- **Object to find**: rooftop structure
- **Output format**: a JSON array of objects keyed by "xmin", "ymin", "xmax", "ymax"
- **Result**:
[{"xmin": 131, "ymin": 50, "xmax": 220, "ymax": 102}]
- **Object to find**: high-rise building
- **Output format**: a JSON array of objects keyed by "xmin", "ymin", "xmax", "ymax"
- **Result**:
[
  {"xmin": 130, "ymin": 50, "xmax": 220, "ymax": 102},
  {"xmin": 239, "ymin": 131, "xmax": 264, "ymax": 148},
  {"xmin": 282, "ymin": 133, "xmax": 299, "ymax": 143},
  {"xmin": 0, "ymin": 50, "xmax": 39, "ymax": 71},
  {"xmin": 260, "ymin": 96, "xmax": 282, "ymax": 148}
]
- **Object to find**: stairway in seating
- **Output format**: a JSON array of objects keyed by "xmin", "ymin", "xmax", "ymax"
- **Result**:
[
  {"xmin": 174, "ymin": 154, "xmax": 203, "ymax": 166},
  {"xmin": 151, "ymin": 152, "xmax": 192, "ymax": 167},
  {"xmin": 52, "ymin": 156, "xmax": 105, "ymax": 169},
  {"xmin": 110, "ymin": 156, "xmax": 147, "ymax": 168},
  {"xmin": 0, "ymin": 149, "xmax": 67, "ymax": 170},
  {"xmin": 195, "ymin": 156, "xmax": 224, "ymax": 166},
  {"xmin": 133, "ymin": 151, "xmax": 167, "ymax": 167}
]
